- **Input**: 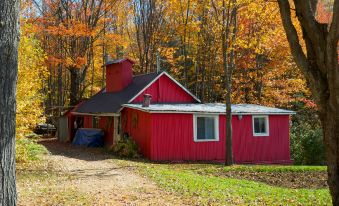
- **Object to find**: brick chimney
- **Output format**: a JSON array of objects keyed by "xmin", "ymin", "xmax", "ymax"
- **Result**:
[
  {"xmin": 142, "ymin": 94, "xmax": 152, "ymax": 107},
  {"xmin": 105, "ymin": 58, "xmax": 134, "ymax": 93}
]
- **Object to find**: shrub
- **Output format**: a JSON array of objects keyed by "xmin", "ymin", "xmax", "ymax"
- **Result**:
[
  {"xmin": 112, "ymin": 135, "xmax": 140, "ymax": 158},
  {"xmin": 290, "ymin": 122, "xmax": 325, "ymax": 165},
  {"xmin": 16, "ymin": 137, "xmax": 48, "ymax": 163}
]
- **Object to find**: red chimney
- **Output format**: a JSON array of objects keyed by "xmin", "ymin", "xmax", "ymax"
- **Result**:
[{"xmin": 105, "ymin": 58, "xmax": 135, "ymax": 93}]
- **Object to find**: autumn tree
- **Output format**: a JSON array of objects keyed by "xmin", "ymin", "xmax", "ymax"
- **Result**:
[
  {"xmin": 277, "ymin": 0, "xmax": 339, "ymax": 204},
  {"xmin": 0, "ymin": 0, "xmax": 20, "ymax": 204},
  {"xmin": 130, "ymin": 0, "xmax": 168, "ymax": 73},
  {"xmin": 42, "ymin": 0, "xmax": 107, "ymax": 106},
  {"xmin": 17, "ymin": 22, "xmax": 48, "ymax": 135}
]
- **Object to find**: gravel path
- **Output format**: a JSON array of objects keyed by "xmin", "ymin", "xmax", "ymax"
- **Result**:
[{"xmin": 19, "ymin": 139, "xmax": 187, "ymax": 206}]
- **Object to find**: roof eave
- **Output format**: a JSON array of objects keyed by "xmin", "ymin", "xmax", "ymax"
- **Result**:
[
  {"xmin": 122, "ymin": 104, "xmax": 296, "ymax": 115},
  {"xmin": 71, "ymin": 112, "xmax": 120, "ymax": 117}
]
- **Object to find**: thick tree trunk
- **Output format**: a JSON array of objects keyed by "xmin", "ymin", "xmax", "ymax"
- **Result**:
[
  {"xmin": 0, "ymin": 0, "xmax": 20, "ymax": 204},
  {"xmin": 321, "ymin": 107, "xmax": 339, "ymax": 205},
  {"xmin": 277, "ymin": 0, "xmax": 339, "ymax": 204},
  {"xmin": 69, "ymin": 68, "xmax": 80, "ymax": 106}
]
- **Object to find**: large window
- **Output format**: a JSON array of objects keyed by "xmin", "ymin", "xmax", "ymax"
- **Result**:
[
  {"xmin": 193, "ymin": 115, "xmax": 219, "ymax": 142},
  {"xmin": 252, "ymin": 116, "xmax": 269, "ymax": 136}
]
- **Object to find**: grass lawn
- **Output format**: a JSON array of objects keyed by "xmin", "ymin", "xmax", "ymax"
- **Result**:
[
  {"xmin": 15, "ymin": 138, "xmax": 331, "ymax": 205},
  {"xmin": 117, "ymin": 160, "xmax": 331, "ymax": 205}
]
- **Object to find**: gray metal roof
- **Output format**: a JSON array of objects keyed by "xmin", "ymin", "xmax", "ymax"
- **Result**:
[{"xmin": 123, "ymin": 103, "xmax": 296, "ymax": 115}]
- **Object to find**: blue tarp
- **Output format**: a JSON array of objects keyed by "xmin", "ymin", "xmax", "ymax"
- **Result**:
[{"xmin": 72, "ymin": 128, "xmax": 104, "ymax": 147}]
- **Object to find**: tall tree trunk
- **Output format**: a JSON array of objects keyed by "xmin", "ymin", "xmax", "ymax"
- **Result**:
[
  {"xmin": 0, "ymin": 0, "xmax": 20, "ymax": 203},
  {"xmin": 58, "ymin": 64, "xmax": 63, "ymax": 107},
  {"xmin": 69, "ymin": 68, "xmax": 80, "ymax": 106},
  {"xmin": 277, "ymin": 0, "xmax": 339, "ymax": 204},
  {"xmin": 222, "ymin": 0, "xmax": 231, "ymax": 166},
  {"xmin": 222, "ymin": 0, "xmax": 237, "ymax": 166},
  {"xmin": 321, "ymin": 107, "xmax": 339, "ymax": 205},
  {"xmin": 228, "ymin": 5, "xmax": 237, "ymax": 165}
]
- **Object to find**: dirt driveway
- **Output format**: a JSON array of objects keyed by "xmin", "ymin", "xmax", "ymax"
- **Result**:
[{"xmin": 17, "ymin": 139, "xmax": 187, "ymax": 206}]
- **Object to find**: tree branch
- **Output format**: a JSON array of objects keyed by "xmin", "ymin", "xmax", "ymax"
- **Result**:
[
  {"xmin": 277, "ymin": 0, "xmax": 309, "ymax": 73},
  {"xmin": 293, "ymin": 0, "xmax": 327, "ymax": 75}
]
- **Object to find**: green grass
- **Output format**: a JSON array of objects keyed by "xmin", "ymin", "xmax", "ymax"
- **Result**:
[
  {"xmin": 178, "ymin": 164, "xmax": 327, "ymax": 175},
  {"xmin": 16, "ymin": 137, "xmax": 48, "ymax": 163},
  {"xmin": 221, "ymin": 164, "xmax": 327, "ymax": 172},
  {"xmin": 118, "ymin": 160, "xmax": 331, "ymax": 205}
]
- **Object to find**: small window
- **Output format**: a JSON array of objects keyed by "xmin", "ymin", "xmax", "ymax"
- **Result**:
[
  {"xmin": 194, "ymin": 115, "xmax": 219, "ymax": 142},
  {"xmin": 252, "ymin": 116, "xmax": 269, "ymax": 136},
  {"xmin": 92, "ymin": 116, "xmax": 100, "ymax": 128}
]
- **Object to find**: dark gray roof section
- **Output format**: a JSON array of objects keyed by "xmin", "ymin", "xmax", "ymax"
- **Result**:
[
  {"xmin": 105, "ymin": 58, "xmax": 135, "ymax": 66},
  {"xmin": 75, "ymin": 72, "xmax": 162, "ymax": 114}
]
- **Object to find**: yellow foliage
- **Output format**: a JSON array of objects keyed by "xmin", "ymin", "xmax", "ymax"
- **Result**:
[{"xmin": 17, "ymin": 22, "xmax": 48, "ymax": 135}]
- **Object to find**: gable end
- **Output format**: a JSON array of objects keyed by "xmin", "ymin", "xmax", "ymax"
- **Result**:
[{"xmin": 128, "ymin": 72, "xmax": 201, "ymax": 103}]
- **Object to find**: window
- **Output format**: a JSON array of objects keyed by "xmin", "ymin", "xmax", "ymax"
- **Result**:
[
  {"xmin": 193, "ymin": 115, "xmax": 219, "ymax": 142},
  {"xmin": 92, "ymin": 116, "xmax": 100, "ymax": 128},
  {"xmin": 252, "ymin": 116, "xmax": 269, "ymax": 136}
]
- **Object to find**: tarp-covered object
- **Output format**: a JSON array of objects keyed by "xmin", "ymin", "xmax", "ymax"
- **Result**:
[{"xmin": 72, "ymin": 128, "xmax": 104, "ymax": 147}]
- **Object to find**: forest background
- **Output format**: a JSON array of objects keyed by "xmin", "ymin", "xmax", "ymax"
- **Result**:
[{"xmin": 17, "ymin": 0, "xmax": 334, "ymax": 165}]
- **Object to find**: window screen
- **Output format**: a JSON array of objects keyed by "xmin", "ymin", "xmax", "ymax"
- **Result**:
[
  {"xmin": 196, "ymin": 116, "xmax": 216, "ymax": 140},
  {"xmin": 253, "ymin": 116, "xmax": 268, "ymax": 136}
]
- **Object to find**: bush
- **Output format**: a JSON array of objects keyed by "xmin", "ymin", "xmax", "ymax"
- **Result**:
[
  {"xmin": 16, "ymin": 137, "xmax": 48, "ymax": 163},
  {"xmin": 112, "ymin": 135, "xmax": 140, "ymax": 158},
  {"xmin": 290, "ymin": 122, "xmax": 325, "ymax": 165}
]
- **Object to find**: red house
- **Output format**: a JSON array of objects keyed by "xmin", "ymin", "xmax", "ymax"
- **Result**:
[{"xmin": 72, "ymin": 58, "xmax": 295, "ymax": 164}]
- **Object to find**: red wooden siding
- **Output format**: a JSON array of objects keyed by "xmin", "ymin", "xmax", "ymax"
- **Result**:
[
  {"xmin": 98, "ymin": 117, "xmax": 114, "ymax": 146},
  {"xmin": 83, "ymin": 116, "xmax": 92, "ymax": 128},
  {"xmin": 150, "ymin": 113, "xmax": 225, "ymax": 161},
  {"xmin": 232, "ymin": 115, "xmax": 291, "ymax": 164},
  {"xmin": 124, "ymin": 111, "xmax": 291, "ymax": 163},
  {"xmin": 74, "ymin": 111, "xmax": 291, "ymax": 163},
  {"xmin": 106, "ymin": 60, "xmax": 133, "ymax": 92},
  {"xmin": 121, "ymin": 108, "xmax": 152, "ymax": 158},
  {"xmin": 132, "ymin": 75, "xmax": 197, "ymax": 103}
]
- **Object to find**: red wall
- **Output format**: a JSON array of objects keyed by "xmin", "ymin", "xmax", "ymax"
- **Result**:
[
  {"xmin": 75, "ymin": 112, "xmax": 291, "ymax": 163},
  {"xmin": 232, "ymin": 115, "xmax": 291, "ymax": 164},
  {"xmin": 121, "ymin": 108, "xmax": 152, "ymax": 158},
  {"xmin": 106, "ymin": 61, "xmax": 133, "ymax": 92},
  {"xmin": 124, "ymin": 111, "xmax": 291, "ymax": 163},
  {"xmin": 83, "ymin": 116, "xmax": 92, "ymax": 128},
  {"xmin": 150, "ymin": 113, "xmax": 225, "ymax": 161},
  {"xmin": 132, "ymin": 75, "xmax": 197, "ymax": 103},
  {"xmin": 98, "ymin": 117, "xmax": 115, "ymax": 146}
]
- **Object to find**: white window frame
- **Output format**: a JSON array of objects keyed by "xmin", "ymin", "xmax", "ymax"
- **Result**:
[
  {"xmin": 252, "ymin": 115, "xmax": 269, "ymax": 136},
  {"xmin": 193, "ymin": 114, "xmax": 219, "ymax": 142}
]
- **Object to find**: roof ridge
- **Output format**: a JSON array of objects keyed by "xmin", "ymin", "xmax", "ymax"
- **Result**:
[{"xmin": 133, "ymin": 71, "xmax": 163, "ymax": 78}]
